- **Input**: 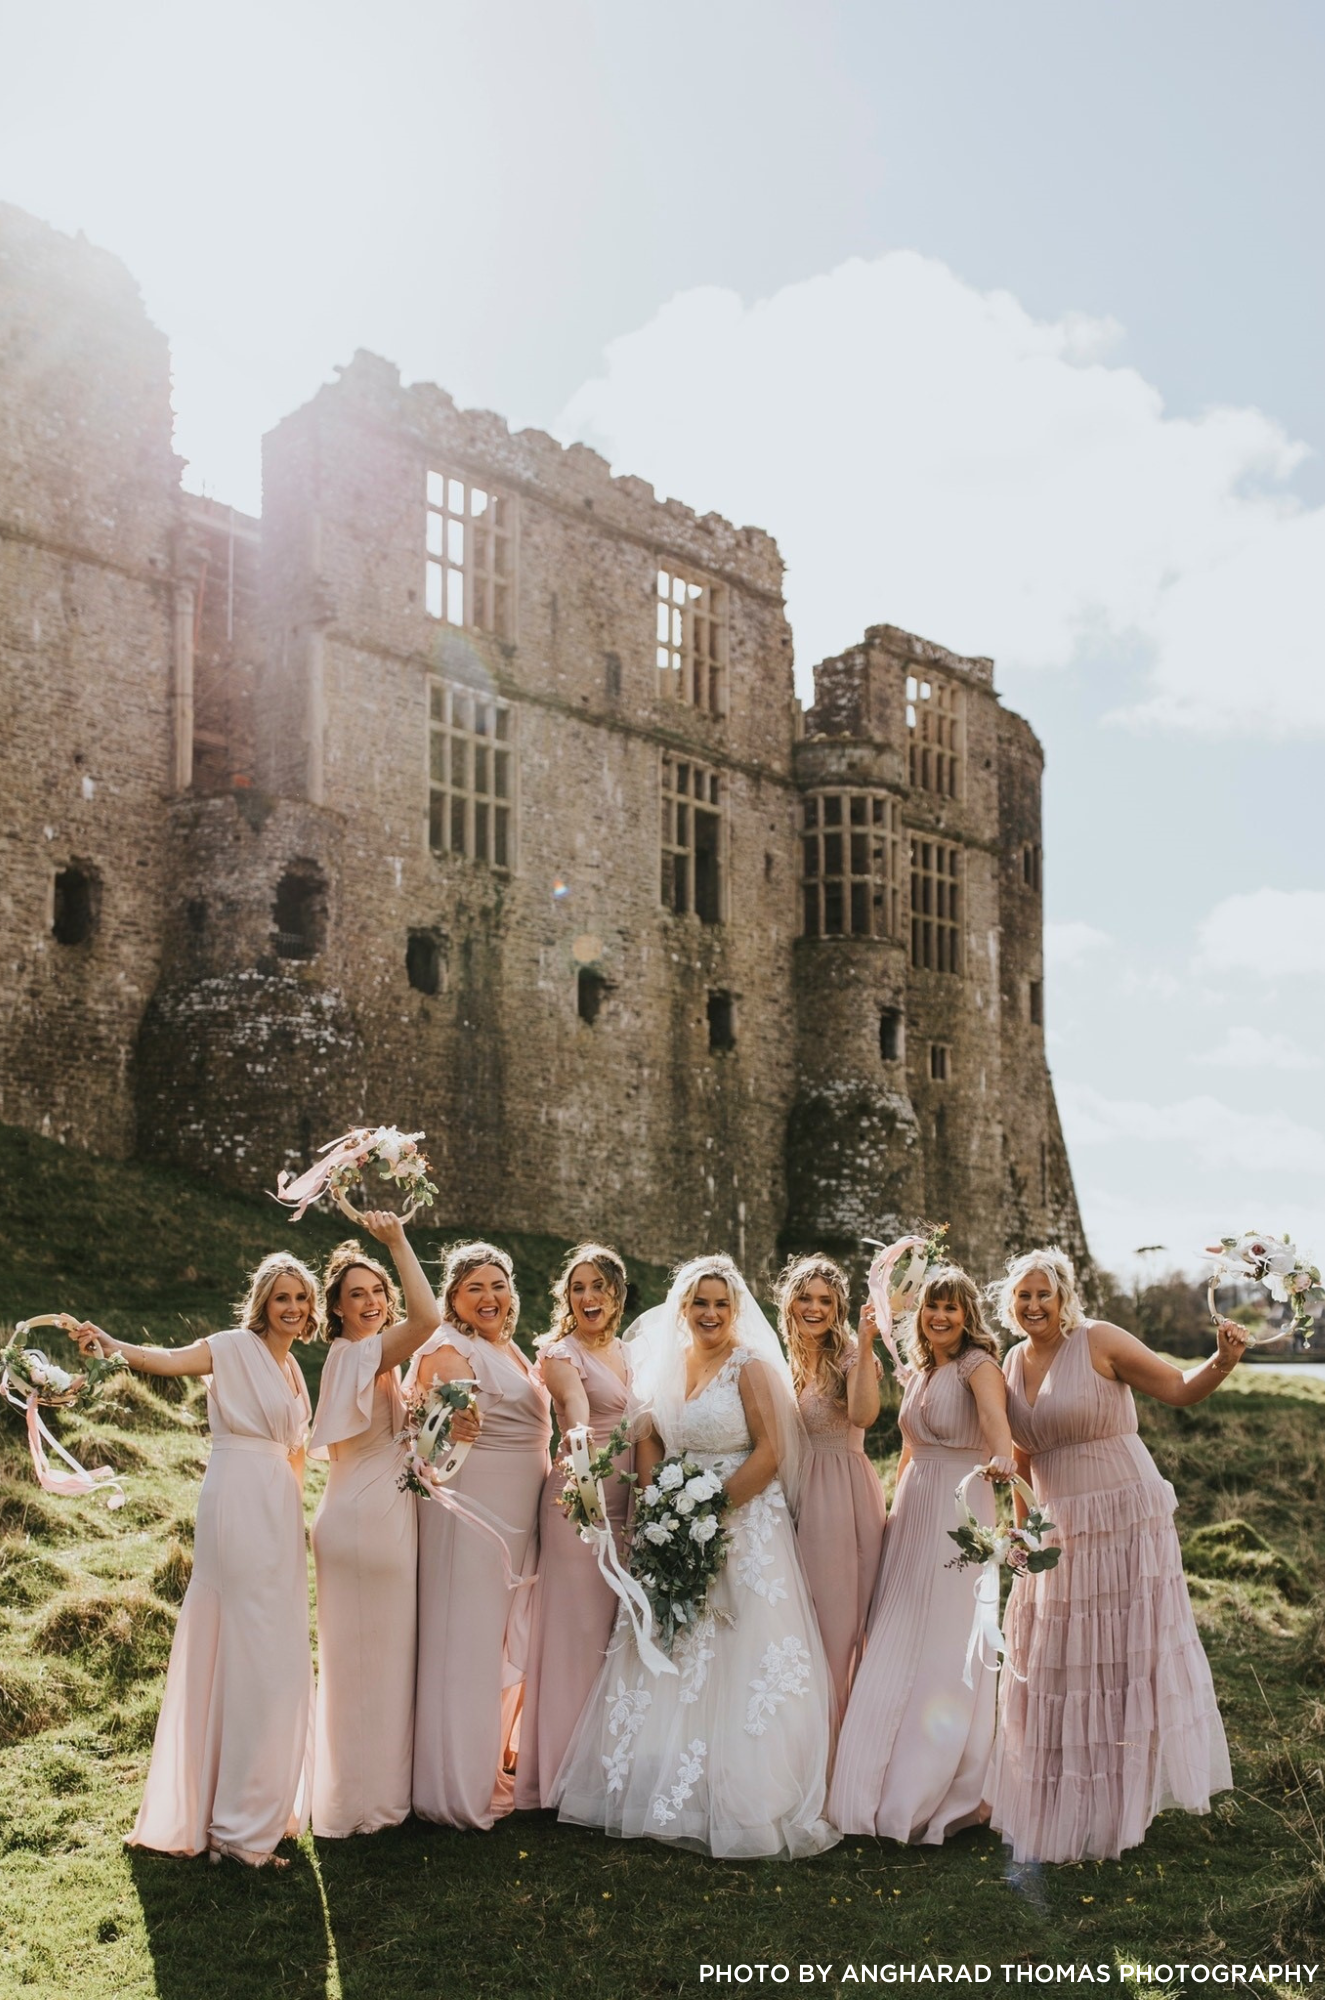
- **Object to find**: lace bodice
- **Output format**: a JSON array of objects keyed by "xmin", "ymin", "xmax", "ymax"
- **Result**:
[{"xmin": 678, "ymin": 1348, "xmax": 754, "ymax": 1460}]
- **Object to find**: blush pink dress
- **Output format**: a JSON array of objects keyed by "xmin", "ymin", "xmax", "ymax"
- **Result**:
[
  {"xmin": 990, "ymin": 1323, "xmax": 1232, "ymax": 1863},
  {"xmin": 514, "ymin": 1336, "xmax": 633, "ymax": 1810},
  {"xmin": 129, "ymin": 1328, "xmax": 314, "ymax": 1863},
  {"xmin": 407, "ymin": 1323, "xmax": 551, "ymax": 1828},
  {"xmin": 828, "ymin": 1347, "xmax": 998, "ymax": 1843},
  {"xmin": 794, "ymin": 1343, "xmax": 888, "ymax": 1728},
  {"xmin": 310, "ymin": 1331, "xmax": 417, "ymax": 1837}
]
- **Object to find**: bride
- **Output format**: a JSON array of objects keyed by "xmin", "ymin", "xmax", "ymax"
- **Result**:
[{"xmin": 552, "ymin": 1254, "xmax": 838, "ymax": 1858}]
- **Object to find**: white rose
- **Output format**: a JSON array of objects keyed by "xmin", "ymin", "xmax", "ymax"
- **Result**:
[
  {"xmin": 685, "ymin": 1472, "xmax": 720, "ymax": 1501},
  {"xmin": 689, "ymin": 1515, "xmax": 719, "ymax": 1544},
  {"xmin": 643, "ymin": 1521, "xmax": 673, "ymax": 1545},
  {"xmin": 674, "ymin": 1493, "xmax": 696, "ymax": 1516},
  {"xmin": 641, "ymin": 1484, "xmax": 661, "ymax": 1507},
  {"xmin": 663, "ymin": 1515, "xmax": 679, "ymax": 1532},
  {"xmin": 658, "ymin": 1464, "xmax": 684, "ymax": 1491},
  {"xmin": 1287, "ymin": 1270, "xmax": 1314, "ymax": 1294}
]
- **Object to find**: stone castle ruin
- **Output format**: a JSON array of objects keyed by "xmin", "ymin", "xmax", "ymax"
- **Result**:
[{"xmin": 0, "ymin": 203, "xmax": 1089, "ymax": 1287}]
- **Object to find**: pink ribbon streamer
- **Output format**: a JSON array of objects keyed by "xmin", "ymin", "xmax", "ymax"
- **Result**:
[
  {"xmin": 865, "ymin": 1235, "xmax": 927, "ymax": 1381},
  {"xmin": 271, "ymin": 1128, "xmax": 376, "ymax": 1221},
  {"xmin": 411, "ymin": 1465, "xmax": 536, "ymax": 1594},
  {"xmin": 4, "ymin": 1390, "xmax": 125, "ymax": 1508}
]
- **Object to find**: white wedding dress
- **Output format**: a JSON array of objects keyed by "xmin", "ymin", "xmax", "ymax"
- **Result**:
[{"xmin": 553, "ymin": 1346, "xmax": 838, "ymax": 1858}]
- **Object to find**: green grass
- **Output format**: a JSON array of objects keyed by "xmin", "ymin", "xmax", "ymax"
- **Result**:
[{"xmin": 2, "ymin": 1131, "xmax": 1323, "ymax": 1999}]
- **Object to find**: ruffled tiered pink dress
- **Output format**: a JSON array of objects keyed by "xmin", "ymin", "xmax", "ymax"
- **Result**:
[
  {"xmin": 515, "ymin": 1336, "xmax": 633, "ymax": 1810},
  {"xmin": 408, "ymin": 1323, "xmax": 551, "ymax": 1828},
  {"xmin": 829, "ymin": 1347, "xmax": 997, "ymax": 1843},
  {"xmin": 310, "ymin": 1331, "xmax": 417, "ymax": 1837},
  {"xmin": 795, "ymin": 1345, "xmax": 887, "ymax": 1727},
  {"xmin": 130, "ymin": 1328, "xmax": 314, "ymax": 1863},
  {"xmin": 990, "ymin": 1323, "xmax": 1232, "ymax": 1863}
]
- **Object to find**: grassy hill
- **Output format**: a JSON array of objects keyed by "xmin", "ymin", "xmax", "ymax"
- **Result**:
[{"xmin": 1, "ymin": 1129, "xmax": 1322, "ymax": 1999}]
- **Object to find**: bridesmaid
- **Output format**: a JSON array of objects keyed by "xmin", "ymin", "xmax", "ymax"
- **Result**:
[
  {"xmin": 988, "ymin": 1247, "xmax": 1247, "ymax": 1864},
  {"xmin": 408, "ymin": 1240, "xmax": 551, "ymax": 1828},
  {"xmin": 75, "ymin": 1255, "xmax": 320, "ymax": 1867},
  {"xmin": 829, "ymin": 1264, "xmax": 1015, "ymax": 1844},
  {"xmin": 777, "ymin": 1254, "xmax": 887, "ymax": 1727},
  {"xmin": 310, "ymin": 1213, "xmax": 462, "ymax": 1839},
  {"xmin": 515, "ymin": 1243, "xmax": 633, "ymax": 1810}
]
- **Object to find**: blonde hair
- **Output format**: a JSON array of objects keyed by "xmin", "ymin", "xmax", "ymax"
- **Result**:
[
  {"xmin": 674, "ymin": 1253, "xmax": 742, "ymax": 1324},
  {"xmin": 776, "ymin": 1254, "xmax": 852, "ymax": 1404},
  {"xmin": 989, "ymin": 1247, "xmax": 1086, "ymax": 1339},
  {"xmin": 237, "ymin": 1252, "xmax": 323, "ymax": 1343},
  {"xmin": 323, "ymin": 1239, "xmax": 402, "ymax": 1342},
  {"xmin": 542, "ymin": 1242, "xmax": 628, "ymax": 1351},
  {"xmin": 905, "ymin": 1264, "xmax": 1001, "ymax": 1374},
  {"xmin": 440, "ymin": 1240, "xmax": 519, "ymax": 1341}
]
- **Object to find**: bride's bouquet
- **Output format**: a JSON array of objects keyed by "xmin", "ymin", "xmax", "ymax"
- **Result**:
[
  {"xmin": 627, "ymin": 1455, "xmax": 732, "ymax": 1655},
  {"xmin": 1204, "ymin": 1230, "xmax": 1322, "ymax": 1342},
  {"xmin": 397, "ymin": 1378, "xmax": 479, "ymax": 1498}
]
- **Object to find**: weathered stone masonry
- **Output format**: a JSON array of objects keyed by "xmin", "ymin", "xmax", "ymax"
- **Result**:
[{"xmin": 0, "ymin": 204, "xmax": 1090, "ymax": 1289}]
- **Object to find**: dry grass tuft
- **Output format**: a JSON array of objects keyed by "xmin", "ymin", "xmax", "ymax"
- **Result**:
[
  {"xmin": 33, "ymin": 1586, "xmax": 175, "ymax": 1682},
  {"xmin": 151, "ymin": 1539, "xmax": 192, "ymax": 1603},
  {"xmin": 1183, "ymin": 1517, "xmax": 1311, "ymax": 1603},
  {"xmin": 0, "ymin": 1658, "xmax": 72, "ymax": 1747}
]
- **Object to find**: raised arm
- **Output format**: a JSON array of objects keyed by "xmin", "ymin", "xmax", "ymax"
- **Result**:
[
  {"xmin": 969, "ymin": 1358, "xmax": 1016, "ymax": 1479},
  {"xmin": 75, "ymin": 1322, "xmax": 213, "ymax": 1379},
  {"xmin": 357, "ymin": 1212, "xmax": 442, "ymax": 1373},
  {"xmin": 1089, "ymin": 1318, "xmax": 1250, "ymax": 1408},
  {"xmin": 846, "ymin": 1310, "xmax": 883, "ymax": 1430}
]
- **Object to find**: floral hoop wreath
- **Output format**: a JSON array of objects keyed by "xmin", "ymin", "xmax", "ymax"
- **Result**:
[
  {"xmin": 1, "ymin": 1315, "xmax": 126, "ymax": 1507},
  {"xmin": 272, "ymin": 1126, "xmax": 439, "ymax": 1226},
  {"xmin": 863, "ymin": 1224, "xmax": 950, "ymax": 1377},
  {"xmin": 1203, "ymin": 1231, "xmax": 1322, "ymax": 1345},
  {"xmin": 947, "ymin": 1469, "xmax": 1061, "ymax": 1688},
  {"xmin": 397, "ymin": 1378, "xmax": 533, "ymax": 1594}
]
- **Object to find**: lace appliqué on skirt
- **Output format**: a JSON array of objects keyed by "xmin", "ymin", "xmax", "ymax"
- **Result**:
[{"xmin": 746, "ymin": 1636, "xmax": 812, "ymax": 1737}]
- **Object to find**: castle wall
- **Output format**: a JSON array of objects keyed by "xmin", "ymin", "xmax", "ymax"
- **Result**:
[
  {"xmin": 0, "ymin": 206, "xmax": 179, "ymax": 1156},
  {"xmin": 0, "ymin": 205, "xmax": 1089, "ymax": 1293}
]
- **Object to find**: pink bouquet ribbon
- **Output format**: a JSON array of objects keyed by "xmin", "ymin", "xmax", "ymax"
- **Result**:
[
  {"xmin": 1, "ymin": 1317, "xmax": 125, "ymax": 1508},
  {"xmin": 865, "ymin": 1235, "xmax": 927, "ymax": 1380},
  {"xmin": 272, "ymin": 1128, "xmax": 377, "ymax": 1221}
]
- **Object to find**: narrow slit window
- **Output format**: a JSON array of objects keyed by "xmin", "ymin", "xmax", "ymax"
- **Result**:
[
  {"xmin": 52, "ymin": 865, "xmax": 100, "ymax": 946},
  {"xmin": 707, "ymin": 990, "xmax": 735, "ymax": 1053},
  {"xmin": 879, "ymin": 1007, "xmax": 902, "ymax": 1063},
  {"xmin": 577, "ymin": 968, "xmax": 609, "ymax": 1026},
  {"xmin": 929, "ymin": 1042, "xmax": 951, "ymax": 1083}
]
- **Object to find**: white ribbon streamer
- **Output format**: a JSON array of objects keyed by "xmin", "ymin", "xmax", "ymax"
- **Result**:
[
  {"xmin": 563, "ymin": 1425, "xmax": 676, "ymax": 1678},
  {"xmin": 954, "ymin": 1469, "xmax": 1038, "ymax": 1689}
]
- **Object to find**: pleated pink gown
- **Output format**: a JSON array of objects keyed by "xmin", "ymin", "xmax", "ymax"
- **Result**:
[
  {"xmin": 829, "ymin": 1347, "xmax": 997, "ymax": 1843},
  {"xmin": 794, "ymin": 1346, "xmax": 887, "ymax": 1729},
  {"xmin": 130, "ymin": 1328, "xmax": 314, "ymax": 1863},
  {"xmin": 515, "ymin": 1336, "xmax": 633, "ymax": 1810},
  {"xmin": 990, "ymin": 1323, "xmax": 1231, "ymax": 1864},
  {"xmin": 408, "ymin": 1323, "xmax": 551, "ymax": 1828},
  {"xmin": 310, "ymin": 1331, "xmax": 417, "ymax": 1837}
]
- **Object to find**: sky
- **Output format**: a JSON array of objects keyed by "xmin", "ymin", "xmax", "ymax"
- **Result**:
[{"xmin": 2, "ymin": 0, "xmax": 1322, "ymax": 1280}]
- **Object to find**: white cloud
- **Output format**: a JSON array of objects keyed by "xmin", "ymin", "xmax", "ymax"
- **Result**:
[
  {"xmin": 559, "ymin": 254, "xmax": 1325, "ymax": 735},
  {"xmin": 1193, "ymin": 888, "xmax": 1325, "ymax": 977},
  {"xmin": 1044, "ymin": 920, "xmax": 1112, "ymax": 970},
  {"xmin": 1058, "ymin": 1083, "xmax": 1325, "ymax": 1177},
  {"xmin": 1191, "ymin": 1025, "xmax": 1321, "ymax": 1072}
]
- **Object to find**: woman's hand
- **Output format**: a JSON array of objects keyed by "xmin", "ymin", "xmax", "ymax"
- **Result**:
[
  {"xmin": 74, "ymin": 1321, "xmax": 119, "ymax": 1360},
  {"xmin": 979, "ymin": 1456, "xmax": 1017, "ymax": 1483},
  {"xmin": 858, "ymin": 1301, "xmax": 879, "ymax": 1343},
  {"xmin": 451, "ymin": 1407, "xmax": 482, "ymax": 1445},
  {"xmin": 358, "ymin": 1209, "xmax": 406, "ymax": 1251},
  {"xmin": 1214, "ymin": 1317, "xmax": 1250, "ymax": 1373}
]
